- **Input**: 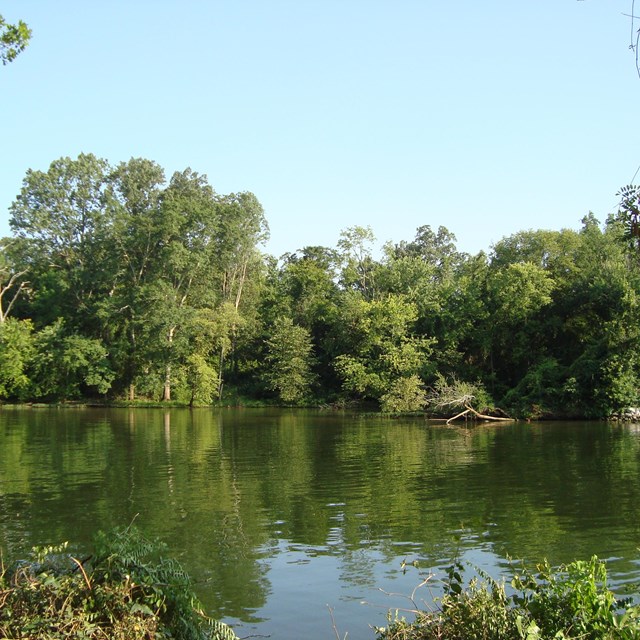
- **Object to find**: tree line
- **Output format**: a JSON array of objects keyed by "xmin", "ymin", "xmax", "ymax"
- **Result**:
[{"xmin": 1, "ymin": 153, "xmax": 639, "ymax": 417}]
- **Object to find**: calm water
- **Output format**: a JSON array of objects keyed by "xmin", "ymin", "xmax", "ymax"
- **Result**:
[{"xmin": 1, "ymin": 408, "xmax": 640, "ymax": 639}]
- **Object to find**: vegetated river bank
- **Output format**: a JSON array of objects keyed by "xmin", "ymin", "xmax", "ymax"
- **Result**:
[{"xmin": 1, "ymin": 407, "xmax": 640, "ymax": 639}]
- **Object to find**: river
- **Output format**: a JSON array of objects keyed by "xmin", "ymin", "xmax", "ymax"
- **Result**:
[{"xmin": 1, "ymin": 408, "xmax": 639, "ymax": 639}]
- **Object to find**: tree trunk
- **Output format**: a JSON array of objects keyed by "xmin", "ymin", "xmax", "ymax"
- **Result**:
[
  {"xmin": 162, "ymin": 326, "xmax": 175, "ymax": 402},
  {"xmin": 217, "ymin": 345, "xmax": 225, "ymax": 397},
  {"xmin": 162, "ymin": 364, "xmax": 171, "ymax": 402}
]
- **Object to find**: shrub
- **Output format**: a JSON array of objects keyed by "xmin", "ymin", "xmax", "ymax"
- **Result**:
[
  {"xmin": 0, "ymin": 527, "xmax": 237, "ymax": 640},
  {"xmin": 376, "ymin": 556, "xmax": 640, "ymax": 640},
  {"xmin": 380, "ymin": 375, "xmax": 427, "ymax": 413}
]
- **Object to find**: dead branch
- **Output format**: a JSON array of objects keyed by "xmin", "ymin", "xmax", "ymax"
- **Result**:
[
  {"xmin": 445, "ymin": 408, "xmax": 473, "ymax": 424},
  {"xmin": 446, "ymin": 404, "xmax": 515, "ymax": 425},
  {"xmin": 0, "ymin": 269, "xmax": 30, "ymax": 323}
]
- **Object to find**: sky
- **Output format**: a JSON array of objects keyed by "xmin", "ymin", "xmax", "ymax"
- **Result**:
[{"xmin": 2, "ymin": 1, "xmax": 639, "ymax": 259}]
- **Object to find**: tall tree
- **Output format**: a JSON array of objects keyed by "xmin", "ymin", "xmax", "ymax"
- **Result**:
[
  {"xmin": 379, "ymin": 225, "xmax": 476, "ymax": 380},
  {"xmin": 9, "ymin": 154, "xmax": 113, "ymax": 329},
  {"xmin": 216, "ymin": 191, "xmax": 269, "ymax": 310},
  {"xmin": 153, "ymin": 168, "xmax": 221, "ymax": 401},
  {"xmin": 102, "ymin": 157, "xmax": 167, "ymax": 398},
  {"xmin": 8, "ymin": 154, "xmax": 269, "ymax": 403},
  {"xmin": 213, "ymin": 191, "xmax": 269, "ymax": 387},
  {"xmin": 262, "ymin": 247, "xmax": 341, "ymax": 393},
  {"xmin": 337, "ymin": 225, "xmax": 377, "ymax": 299}
]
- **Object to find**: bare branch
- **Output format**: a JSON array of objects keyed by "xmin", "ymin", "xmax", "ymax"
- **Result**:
[{"xmin": 0, "ymin": 268, "xmax": 30, "ymax": 323}]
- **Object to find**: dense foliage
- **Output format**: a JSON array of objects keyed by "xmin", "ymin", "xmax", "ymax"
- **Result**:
[
  {"xmin": 377, "ymin": 556, "xmax": 640, "ymax": 640},
  {"xmin": 0, "ymin": 527, "xmax": 237, "ymax": 639},
  {"xmin": 1, "ymin": 153, "xmax": 639, "ymax": 416}
]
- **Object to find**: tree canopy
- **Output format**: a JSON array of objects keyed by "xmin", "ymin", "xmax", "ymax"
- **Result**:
[{"xmin": 2, "ymin": 153, "xmax": 639, "ymax": 417}]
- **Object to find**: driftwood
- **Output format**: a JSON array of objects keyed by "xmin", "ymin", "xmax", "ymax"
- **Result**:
[
  {"xmin": 426, "ymin": 375, "xmax": 514, "ymax": 425},
  {"xmin": 445, "ymin": 403, "xmax": 514, "ymax": 425}
]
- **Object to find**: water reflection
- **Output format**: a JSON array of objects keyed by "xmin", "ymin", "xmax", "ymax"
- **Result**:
[{"xmin": 1, "ymin": 409, "xmax": 640, "ymax": 639}]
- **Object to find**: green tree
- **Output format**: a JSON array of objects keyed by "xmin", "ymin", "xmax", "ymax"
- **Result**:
[
  {"xmin": 257, "ymin": 246, "xmax": 340, "ymax": 396},
  {"xmin": 482, "ymin": 258, "xmax": 556, "ymax": 399},
  {"xmin": 391, "ymin": 224, "xmax": 462, "ymax": 281},
  {"xmin": 379, "ymin": 374, "xmax": 427, "ymax": 413},
  {"xmin": 277, "ymin": 246, "xmax": 339, "ymax": 328},
  {"xmin": 263, "ymin": 316, "xmax": 315, "ymax": 404},
  {"xmin": 9, "ymin": 154, "xmax": 114, "ymax": 329},
  {"xmin": 333, "ymin": 294, "xmax": 433, "ymax": 403},
  {"xmin": 337, "ymin": 225, "xmax": 377, "ymax": 298},
  {"xmin": 485, "ymin": 218, "xmax": 640, "ymax": 416},
  {"xmin": 101, "ymin": 157, "xmax": 167, "ymax": 398},
  {"xmin": 9, "ymin": 155, "xmax": 269, "ymax": 402},
  {"xmin": 554, "ymin": 216, "xmax": 640, "ymax": 415},
  {"xmin": 216, "ymin": 191, "xmax": 269, "ymax": 310},
  {"xmin": 489, "ymin": 262, "xmax": 555, "ymax": 326},
  {"xmin": 0, "ymin": 318, "xmax": 34, "ymax": 400},
  {"xmin": 210, "ymin": 191, "xmax": 268, "ymax": 392},
  {"xmin": 184, "ymin": 353, "xmax": 219, "ymax": 406},
  {"xmin": 0, "ymin": 15, "xmax": 31, "ymax": 65},
  {"xmin": 29, "ymin": 319, "xmax": 114, "ymax": 401},
  {"xmin": 378, "ymin": 225, "xmax": 476, "ymax": 380},
  {"xmin": 151, "ymin": 168, "xmax": 222, "ymax": 401}
]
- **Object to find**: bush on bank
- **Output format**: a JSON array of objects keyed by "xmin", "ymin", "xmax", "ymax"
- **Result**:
[
  {"xmin": 376, "ymin": 556, "xmax": 640, "ymax": 640},
  {"xmin": 0, "ymin": 526, "xmax": 237, "ymax": 640}
]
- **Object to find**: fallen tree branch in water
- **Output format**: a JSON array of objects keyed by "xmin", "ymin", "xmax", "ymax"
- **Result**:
[{"xmin": 446, "ymin": 404, "xmax": 515, "ymax": 425}]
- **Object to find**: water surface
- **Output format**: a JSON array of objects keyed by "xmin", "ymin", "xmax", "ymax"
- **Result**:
[{"xmin": 1, "ymin": 408, "xmax": 639, "ymax": 639}]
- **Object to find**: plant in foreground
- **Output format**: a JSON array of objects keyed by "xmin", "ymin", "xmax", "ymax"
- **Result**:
[
  {"xmin": 376, "ymin": 556, "xmax": 640, "ymax": 640},
  {"xmin": 0, "ymin": 526, "xmax": 237, "ymax": 640}
]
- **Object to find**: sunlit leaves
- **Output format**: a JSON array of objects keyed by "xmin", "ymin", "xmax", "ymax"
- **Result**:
[
  {"xmin": 0, "ymin": 318, "xmax": 34, "ymax": 400},
  {"xmin": 379, "ymin": 375, "xmax": 427, "ymax": 413},
  {"xmin": 488, "ymin": 263, "xmax": 555, "ymax": 325},
  {"xmin": 263, "ymin": 316, "xmax": 315, "ymax": 404},
  {"xmin": 333, "ymin": 294, "xmax": 433, "ymax": 403},
  {"xmin": 0, "ymin": 15, "xmax": 31, "ymax": 65}
]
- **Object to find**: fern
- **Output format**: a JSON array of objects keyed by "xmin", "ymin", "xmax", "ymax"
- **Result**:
[{"xmin": 91, "ymin": 526, "xmax": 238, "ymax": 640}]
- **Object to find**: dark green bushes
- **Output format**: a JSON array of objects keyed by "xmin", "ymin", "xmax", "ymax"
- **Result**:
[
  {"xmin": 376, "ymin": 556, "xmax": 640, "ymax": 640},
  {"xmin": 0, "ymin": 527, "xmax": 237, "ymax": 640}
]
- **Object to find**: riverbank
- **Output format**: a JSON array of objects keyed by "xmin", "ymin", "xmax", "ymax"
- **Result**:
[{"xmin": 4, "ymin": 398, "xmax": 638, "ymax": 422}]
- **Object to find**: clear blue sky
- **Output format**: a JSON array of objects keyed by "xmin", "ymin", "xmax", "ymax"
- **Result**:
[{"xmin": 2, "ymin": 1, "xmax": 639, "ymax": 258}]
